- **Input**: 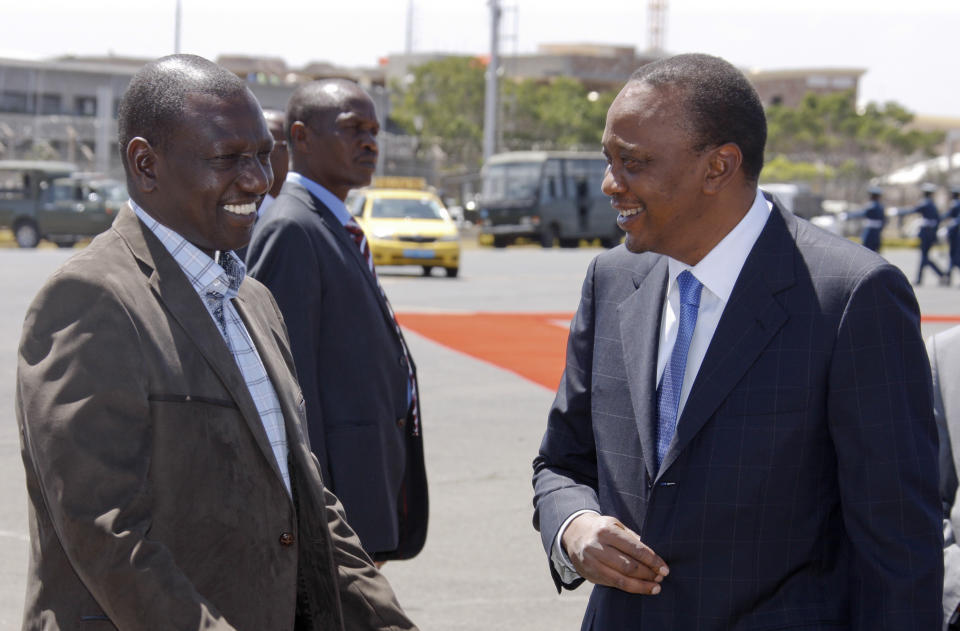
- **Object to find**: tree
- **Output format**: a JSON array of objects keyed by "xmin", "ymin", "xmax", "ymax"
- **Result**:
[
  {"xmin": 390, "ymin": 58, "xmax": 617, "ymax": 172},
  {"xmin": 764, "ymin": 91, "xmax": 944, "ymax": 197},
  {"xmin": 390, "ymin": 56, "xmax": 487, "ymax": 169}
]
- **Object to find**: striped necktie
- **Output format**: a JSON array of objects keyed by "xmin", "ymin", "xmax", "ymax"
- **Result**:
[
  {"xmin": 656, "ymin": 270, "xmax": 702, "ymax": 469},
  {"xmin": 344, "ymin": 217, "xmax": 420, "ymax": 435}
]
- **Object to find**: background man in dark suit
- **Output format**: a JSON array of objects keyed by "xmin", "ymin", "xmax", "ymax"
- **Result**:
[
  {"xmin": 16, "ymin": 55, "xmax": 415, "ymax": 630},
  {"xmin": 929, "ymin": 325, "xmax": 960, "ymax": 629},
  {"xmin": 246, "ymin": 79, "xmax": 428, "ymax": 562},
  {"xmin": 532, "ymin": 53, "xmax": 941, "ymax": 630}
]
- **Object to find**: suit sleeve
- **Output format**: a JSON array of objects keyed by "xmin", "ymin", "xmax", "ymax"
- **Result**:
[
  {"xmin": 930, "ymin": 334, "xmax": 960, "ymax": 628},
  {"xmin": 532, "ymin": 256, "xmax": 602, "ymax": 591},
  {"xmin": 827, "ymin": 263, "xmax": 943, "ymax": 630},
  {"xmin": 17, "ymin": 274, "xmax": 236, "ymax": 630},
  {"xmin": 315, "ymin": 466, "xmax": 417, "ymax": 631},
  {"xmin": 247, "ymin": 216, "xmax": 331, "ymax": 482}
]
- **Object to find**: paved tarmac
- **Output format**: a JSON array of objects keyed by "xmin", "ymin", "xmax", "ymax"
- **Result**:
[{"xmin": 0, "ymin": 242, "xmax": 957, "ymax": 630}]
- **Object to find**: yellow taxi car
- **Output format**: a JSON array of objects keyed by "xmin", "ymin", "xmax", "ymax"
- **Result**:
[{"xmin": 347, "ymin": 177, "xmax": 461, "ymax": 277}]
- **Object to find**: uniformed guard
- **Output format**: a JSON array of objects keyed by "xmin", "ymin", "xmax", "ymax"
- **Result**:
[
  {"xmin": 898, "ymin": 182, "xmax": 947, "ymax": 286},
  {"xmin": 945, "ymin": 185, "xmax": 960, "ymax": 286},
  {"xmin": 843, "ymin": 186, "xmax": 886, "ymax": 252}
]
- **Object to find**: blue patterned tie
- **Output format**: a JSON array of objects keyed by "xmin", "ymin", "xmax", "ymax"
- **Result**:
[{"xmin": 656, "ymin": 270, "xmax": 703, "ymax": 468}]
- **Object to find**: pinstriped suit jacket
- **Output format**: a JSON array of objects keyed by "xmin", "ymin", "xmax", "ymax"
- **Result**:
[{"xmin": 533, "ymin": 202, "xmax": 942, "ymax": 630}]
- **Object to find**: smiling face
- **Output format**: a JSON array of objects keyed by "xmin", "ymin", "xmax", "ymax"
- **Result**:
[
  {"xmin": 291, "ymin": 85, "xmax": 379, "ymax": 202},
  {"xmin": 601, "ymin": 82, "xmax": 724, "ymax": 264},
  {"xmin": 142, "ymin": 90, "xmax": 273, "ymax": 254}
]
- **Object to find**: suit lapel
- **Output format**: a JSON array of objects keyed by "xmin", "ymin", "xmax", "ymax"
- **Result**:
[
  {"xmin": 619, "ymin": 258, "xmax": 668, "ymax": 484},
  {"xmin": 659, "ymin": 205, "xmax": 796, "ymax": 474},
  {"xmin": 113, "ymin": 205, "xmax": 288, "ymax": 489},
  {"xmin": 300, "ymin": 185, "xmax": 402, "ymax": 336}
]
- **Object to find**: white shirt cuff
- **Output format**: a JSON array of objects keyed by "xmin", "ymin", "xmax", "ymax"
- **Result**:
[{"xmin": 550, "ymin": 509, "xmax": 600, "ymax": 584}]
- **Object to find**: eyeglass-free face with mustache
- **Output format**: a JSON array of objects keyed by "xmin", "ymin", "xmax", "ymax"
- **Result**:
[{"xmin": 294, "ymin": 91, "xmax": 380, "ymax": 202}]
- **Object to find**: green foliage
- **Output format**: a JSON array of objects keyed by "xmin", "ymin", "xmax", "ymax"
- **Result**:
[
  {"xmin": 765, "ymin": 91, "xmax": 944, "ymax": 184},
  {"xmin": 501, "ymin": 78, "xmax": 616, "ymax": 151},
  {"xmin": 390, "ymin": 57, "xmax": 617, "ymax": 170},
  {"xmin": 390, "ymin": 57, "xmax": 487, "ymax": 169},
  {"xmin": 761, "ymin": 155, "xmax": 834, "ymax": 183}
]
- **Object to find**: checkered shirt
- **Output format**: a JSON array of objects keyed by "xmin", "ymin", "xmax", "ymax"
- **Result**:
[{"xmin": 130, "ymin": 201, "xmax": 291, "ymax": 495}]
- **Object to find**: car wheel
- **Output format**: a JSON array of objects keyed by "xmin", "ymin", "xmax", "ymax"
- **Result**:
[
  {"xmin": 445, "ymin": 266, "xmax": 459, "ymax": 278},
  {"xmin": 421, "ymin": 265, "xmax": 433, "ymax": 277},
  {"xmin": 492, "ymin": 235, "xmax": 508, "ymax": 248},
  {"xmin": 539, "ymin": 225, "xmax": 557, "ymax": 248},
  {"xmin": 14, "ymin": 220, "xmax": 40, "ymax": 248}
]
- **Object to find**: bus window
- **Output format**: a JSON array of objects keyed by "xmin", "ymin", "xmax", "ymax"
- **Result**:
[
  {"xmin": 565, "ymin": 158, "xmax": 605, "ymax": 198},
  {"xmin": 541, "ymin": 159, "xmax": 562, "ymax": 201}
]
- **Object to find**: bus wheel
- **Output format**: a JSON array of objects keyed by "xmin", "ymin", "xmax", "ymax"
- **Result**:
[
  {"xmin": 14, "ymin": 220, "xmax": 40, "ymax": 248},
  {"xmin": 421, "ymin": 266, "xmax": 433, "ymax": 276},
  {"xmin": 539, "ymin": 226, "xmax": 557, "ymax": 248},
  {"xmin": 445, "ymin": 267, "xmax": 459, "ymax": 278}
]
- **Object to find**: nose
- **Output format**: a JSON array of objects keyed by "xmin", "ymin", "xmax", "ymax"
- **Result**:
[
  {"xmin": 601, "ymin": 164, "xmax": 625, "ymax": 196},
  {"xmin": 238, "ymin": 155, "xmax": 271, "ymax": 196},
  {"xmin": 361, "ymin": 129, "xmax": 378, "ymax": 155}
]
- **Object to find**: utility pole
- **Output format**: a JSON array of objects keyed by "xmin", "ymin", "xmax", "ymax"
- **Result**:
[
  {"xmin": 482, "ymin": 0, "xmax": 501, "ymax": 163},
  {"xmin": 174, "ymin": 0, "xmax": 182, "ymax": 54}
]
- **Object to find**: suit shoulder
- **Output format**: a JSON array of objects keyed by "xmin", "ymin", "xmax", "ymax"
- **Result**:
[{"xmin": 793, "ymin": 215, "xmax": 896, "ymax": 281}]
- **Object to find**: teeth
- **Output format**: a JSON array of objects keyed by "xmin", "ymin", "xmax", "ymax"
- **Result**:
[
  {"xmin": 223, "ymin": 203, "xmax": 257, "ymax": 216},
  {"xmin": 619, "ymin": 207, "xmax": 643, "ymax": 217}
]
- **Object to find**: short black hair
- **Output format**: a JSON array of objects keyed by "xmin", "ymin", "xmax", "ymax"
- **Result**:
[
  {"xmin": 285, "ymin": 78, "xmax": 366, "ymax": 141},
  {"xmin": 629, "ymin": 53, "xmax": 767, "ymax": 182},
  {"xmin": 117, "ymin": 54, "xmax": 250, "ymax": 169}
]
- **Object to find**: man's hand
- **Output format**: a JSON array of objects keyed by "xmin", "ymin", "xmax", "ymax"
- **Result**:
[{"xmin": 562, "ymin": 513, "xmax": 669, "ymax": 595}]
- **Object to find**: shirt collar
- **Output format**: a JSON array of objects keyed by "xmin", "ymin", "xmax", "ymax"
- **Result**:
[
  {"xmin": 666, "ymin": 189, "xmax": 772, "ymax": 304},
  {"xmin": 286, "ymin": 171, "xmax": 353, "ymax": 226},
  {"xmin": 128, "ymin": 199, "xmax": 244, "ymax": 301}
]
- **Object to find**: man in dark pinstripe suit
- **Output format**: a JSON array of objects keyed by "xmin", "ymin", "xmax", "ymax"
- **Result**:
[{"xmin": 532, "ymin": 53, "xmax": 942, "ymax": 630}]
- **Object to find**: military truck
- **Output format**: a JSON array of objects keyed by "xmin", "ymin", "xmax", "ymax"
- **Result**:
[
  {"xmin": 477, "ymin": 151, "xmax": 623, "ymax": 248},
  {"xmin": 0, "ymin": 161, "xmax": 124, "ymax": 248}
]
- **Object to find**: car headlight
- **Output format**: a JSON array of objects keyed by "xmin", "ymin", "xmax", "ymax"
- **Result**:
[
  {"xmin": 371, "ymin": 228, "xmax": 397, "ymax": 239},
  {"xmin": 436, "ymin": 234, "xmax": 459, "ymax": 242}
]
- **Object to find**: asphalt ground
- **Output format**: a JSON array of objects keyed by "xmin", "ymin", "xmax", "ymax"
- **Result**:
[{"xmin": 0, "ymin": 240, "xmax": 958, "ymax": 630}]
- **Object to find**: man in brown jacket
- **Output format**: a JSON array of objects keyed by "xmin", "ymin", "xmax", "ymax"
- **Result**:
[{"xmin": 15, "ymin": 54, "xmax": 416, "ymax": 631}]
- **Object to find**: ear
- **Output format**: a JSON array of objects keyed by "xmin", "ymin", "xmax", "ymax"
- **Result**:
[
  {"xmin": 702, "ymin": 143, "xmax": 743, "ymax": 195},
  {"xmin": 289, "ymin": 121, "xmax": 309, "ymax": 153},
  {"xmin": 126, "ymin": 137, "xmax": 159, "ymax": 194}
]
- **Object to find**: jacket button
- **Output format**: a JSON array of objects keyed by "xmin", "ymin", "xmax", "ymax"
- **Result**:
[
  {"xmin": 396, "ymin": 417, "xmax": 405, "ymax": 429},
  {"xmin": 279, "ymin": 532, "xmax": 295, "ymax": 546},
  {"xmin": 398, "ymin": 356, "xmax": 405, "ymax": 366}
]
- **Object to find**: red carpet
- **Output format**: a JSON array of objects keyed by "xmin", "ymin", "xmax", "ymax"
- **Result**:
[
  {"xmin": 397, "ymin": 311, "xmax": 960, "ymax": 392},
  {"xmin": 397, "ymin": 312, "xmax": 572, "ymax": 390}
]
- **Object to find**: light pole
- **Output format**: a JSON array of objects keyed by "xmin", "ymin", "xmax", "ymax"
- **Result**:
[
  {"xmin": 174, "ymin": 0, "xmax": 182, "ymax": 54},
  {"xmin": 482, "ymin": 0, "xmax": 501, "ymax": 164}
]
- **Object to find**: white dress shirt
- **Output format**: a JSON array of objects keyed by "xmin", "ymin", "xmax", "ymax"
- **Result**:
[{"xmin": 552, "ymin": 189, "xmax": 773, "ymax": 582}]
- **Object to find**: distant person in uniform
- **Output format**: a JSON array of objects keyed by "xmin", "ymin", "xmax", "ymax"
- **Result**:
[
  {"xmin": 899, "ymin": 182, "xmax": 947, "ymax": 285},
  {"xmin": 945, "ymin": 186, "xmax": 960, "ymax": 286},
  {"xmin": 842, "ymin": 185, "xmax": 885, "ymax": 252}
]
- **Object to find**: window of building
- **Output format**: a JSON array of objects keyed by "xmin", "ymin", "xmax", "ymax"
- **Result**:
[
  {"xmin": 74, "ymin": 96, "xmax": 97, "ymax": 116},
  {"xmin": 0, "ymin": 91, "xmax": 30, "ymax": 113},
  {"xmin": 39, "ymin": 93, "xmax": 62, "ymax": 115}
]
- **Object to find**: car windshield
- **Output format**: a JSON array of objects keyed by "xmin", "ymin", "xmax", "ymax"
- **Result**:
[
  {"xmin": 481, "ymin": 162, "xmax": 542, "ymax": 201},
  {"xmin": 370, "ymin": 197, "xmax": 448, "ymax": 220},
  {"xmin": 90, "ymin": 181, "xmax": 127, "ymax": 202}
]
